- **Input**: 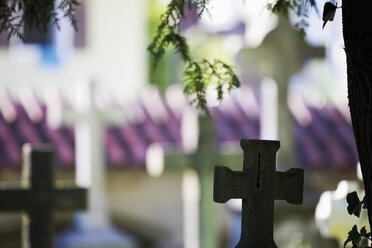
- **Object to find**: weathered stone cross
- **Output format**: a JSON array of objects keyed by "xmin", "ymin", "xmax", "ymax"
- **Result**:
[
  {"xmin": 214, "ymin": 139, "xmax": 304, "ymax": 247},
  {"xmin": 0, "ymin": 144, "xmax": 87, "ymax": 248}
]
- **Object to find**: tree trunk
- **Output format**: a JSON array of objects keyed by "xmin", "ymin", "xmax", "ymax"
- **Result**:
[{"xmin": 342, "ymin": 0, "xmax": 372, "ymax": 228}]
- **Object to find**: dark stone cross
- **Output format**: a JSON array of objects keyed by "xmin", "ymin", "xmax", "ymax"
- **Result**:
[
  {"xmin": 0, "ymin": 145, "xmax": 87, "ymax": 248},
  {"xmin": 214, "ymin": 139, "xmax": 304, "ymax": 248}
]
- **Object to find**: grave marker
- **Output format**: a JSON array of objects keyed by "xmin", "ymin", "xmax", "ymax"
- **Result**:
[
  {"xmin": 147, "ymin": 109, "xmax": 243, "ymax": 248},
  {"xmin": 239, "ymin": 18, "xmax": 324, "ymax": 165},
  {"xmin": 0, "ymin": 144, "xmax": 86, "ymax": 248},
  {"xmin": 214, "ymin": 139, "xmax": 304, "ymax": 247},
  {"xmin": 47, "ymin": 80, "xmax": 136, "ymax": 247}
]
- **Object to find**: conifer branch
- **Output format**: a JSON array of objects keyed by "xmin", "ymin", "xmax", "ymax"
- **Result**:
[
  {"xmin": 267, "ymin": 0, "xmax": 315, "ymax": 36},
  {"xmin": 0, "ymin": 0, "xmax": 79, "ymax": 40},
  {"xmin": 148, "ymin": 0, "xmax": 240, "ymax": 116},
  {"xmin": 149, "ymin": 0, "xmax": 315, "ymax": 115},
  {"xmin": 183, "ymin": 59, "xmax": 240, "ymax": 116}
]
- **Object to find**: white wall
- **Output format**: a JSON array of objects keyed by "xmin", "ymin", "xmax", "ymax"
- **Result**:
[{"xmin": 0, "ymin": 0, "xmax": 147, "ymax": 98}]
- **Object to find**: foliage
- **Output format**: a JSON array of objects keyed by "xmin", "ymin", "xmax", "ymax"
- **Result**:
[
  {"xmin": 322, "ymin": 2, "xmax": 337, "ymax": 29},
  {"xmin": 347, "ymin": 191, "xmax": 367, "ymax": 218},
  {"xmin": 147, "ymin": 0, "xmax": 173, "ymax": 91},
  {"xmin": 0, "ymin": 0, "xmax": 79, "ymax": 40},
  {"xmin": 345, "ymin": 191, "xmax": 371, "ymax": 248},
  {"xmin": 147, "ymin": 0, "xmax": 239, "ymax": 116},
  {"xmin": 344, "ymin": 225, "xmax": 371, "ymax": 248},
  {"xmin": 267, "ymin": 0, "xmax": 315, "ymax": 37},
  {"xmin": 148, "ymin": 0, "xmax": 327, "ymax": 114},
  {"xmin": 183, "ymin": 59, "xmax": 240, "ymax": 116}
]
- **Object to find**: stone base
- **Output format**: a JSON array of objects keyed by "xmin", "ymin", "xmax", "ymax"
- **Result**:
[{"xmin": 55, "ymin": 218, "xmax": 137, "ymax": 248}]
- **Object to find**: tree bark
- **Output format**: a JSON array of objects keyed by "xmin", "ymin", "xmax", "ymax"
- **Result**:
[{"xmin": 342, "ymin": 0, "xmax": 372, "ymax": 228}]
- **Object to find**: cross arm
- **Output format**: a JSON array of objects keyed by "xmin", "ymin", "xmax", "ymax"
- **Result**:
[
  {"xmin": 273, "ymin": 168, "xmax": 304, "ymax": 204},
  {"xmin": 54, "ymin": 187, "xmax": 87, "ymax": 210},
  {"xmin": 146, "ymin": 143, "xmax": 192, "ymax": 177},
  {"xmin": 164, "ymin": 153, "xmax": 192, "ymax": 171},
  {"xmin": 0, "ymin": 188, "xmax": 29, "ymax": 210},
  {"xmin": 213, "ymin": 166, "xmax": 253, "ymax": 203}
]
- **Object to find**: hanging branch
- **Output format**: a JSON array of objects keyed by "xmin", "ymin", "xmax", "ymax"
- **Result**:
[
  {"xmin": 148, "ymin": 0, "xmax": 319, "ymax": 115},
  {"xmin": 148, "ymin": 0, "xmax": 240, "ymax": 116},
  {"xmin": 0, "ymin": 0, "xmax": 79, "ymax": 40}
]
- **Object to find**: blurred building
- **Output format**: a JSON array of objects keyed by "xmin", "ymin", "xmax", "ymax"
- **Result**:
[{"xmin": 0, "ymin": 0, "xmax": 147, "ymax": 97}]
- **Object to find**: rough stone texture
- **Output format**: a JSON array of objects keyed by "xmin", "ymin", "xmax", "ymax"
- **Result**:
[
  {"xmin": 0, "ymin": 145, "xmax": 86, "ymax": 248},
  {"xmin": 214, "ymin": 139, "xmax": 303, "ymax": 248}
]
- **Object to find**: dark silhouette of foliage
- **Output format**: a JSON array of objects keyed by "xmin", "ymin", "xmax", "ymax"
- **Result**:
[
  {"xmin": 322, "ymin": 2, "xmax": 338, "ymax": 29},
  {"xmin": 0, "ymin": 0, "xmax": 79, "ymax": 40},
  {"xmin": 347, "ymin": 191, "xmax": 367, "ymax": 218},
  {"xmin": 345, "ymin": 192, "xmax": 371, "ymax": 247}
]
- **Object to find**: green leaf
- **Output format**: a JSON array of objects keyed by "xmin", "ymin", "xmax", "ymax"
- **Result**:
[
  {"xmin": 347, "ymin": 191, "xmax": 362, "ymax": 217},
  {"xmin": 322, "ymin": 2, "xmax": 337, "ymax": 29}
]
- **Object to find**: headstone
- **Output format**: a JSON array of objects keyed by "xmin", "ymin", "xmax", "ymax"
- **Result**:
[
  {"xmin": 0, "ymin": 144, "xmax": 87, "ymax": 248},
  {"xmin": 214, "ymin": 139, "xmax": 304, "ymax": 247},
  {"xmin": 146, "ymin": 109, "xmax": 243, "ymax": 248},
  {"xmin": 47, "ymin": 80, "xmax": 136, "ymax": 248},
  {"xmin": 238, "ymin": 18, "xmax": 324, "ymax": 166}
]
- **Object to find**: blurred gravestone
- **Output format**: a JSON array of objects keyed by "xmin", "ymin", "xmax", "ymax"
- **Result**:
[
  {"xmin": 146, "ymin": 110, "xmax": 243, "ymax": 248},
  {"xmin": 238, "ymin": 18, "xmax": 324, "ymax": 166},
  {"xmin": 0, "ymin": 144, "xmax": 87, "ymax": 248},
  {"xmin": 214, "ymin": 139, "xmax": 304, "ymax": 247},
  {"xmin": 47, "ymin": 80, "xmax": 136, "ymax": 248}
]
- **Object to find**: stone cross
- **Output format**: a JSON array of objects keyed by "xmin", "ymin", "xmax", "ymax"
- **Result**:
[
  {"xmin": 47, "ymin": 80, "xmax": 135, "ymax": 247},
  {"xmin": 47, "ymin": 81, "xmax": 109, "ymax": 227},
  {"xmin": 238, "ymin": 18, "xmax": 324, "ymax": 166},
  {"xmin": 214, "ymin": 139, "xmax": 304, "ymax": 247},
  {"xmin": 0, "ymin": 144, "xmax": 86, "ymax": 248},
  {"xmin": 147, "ymin": 109, "xmax": 243, "ymax": 248}
]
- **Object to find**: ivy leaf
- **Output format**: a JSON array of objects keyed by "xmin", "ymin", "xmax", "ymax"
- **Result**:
[
  {"xmin": 322, "ymin": 2, "xmax": 337, "ymax": 29},
  {"xmin": 344, "ymin": 225, "xmax": 361, "ymax": 248},
  {"xmin": 361, "ymin": 226, "xmax": 367, "ymax": 236},
  {"xmin": 347, "ymin": 191, "xmax": 362, "ymax": 217}
]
